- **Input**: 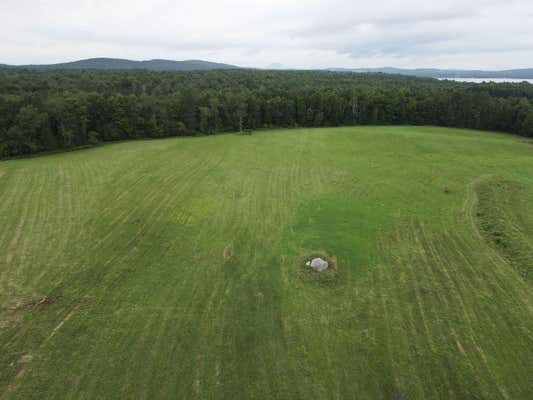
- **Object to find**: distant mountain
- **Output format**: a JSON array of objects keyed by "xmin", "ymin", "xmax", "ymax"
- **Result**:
[
  {"xmin": 2, "ymin": 58, "xmax": 532, "ymax": 79},
  {"xmin": 327, "ymin": 67, "xmax": 533, "ymax": 79},
  {"xmin": 1, "ymin": 58, "xmax": 239, "ymax": 71}
]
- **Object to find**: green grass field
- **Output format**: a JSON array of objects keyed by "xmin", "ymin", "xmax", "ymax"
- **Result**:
[{"xmin": 1, "ymin": 126, "xmax": 532, "ymax": 399}]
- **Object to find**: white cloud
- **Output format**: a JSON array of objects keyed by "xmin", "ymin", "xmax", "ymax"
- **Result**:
[{"xmin": 1, "ymin": 0, "xmax": 532, "ymax": 69}]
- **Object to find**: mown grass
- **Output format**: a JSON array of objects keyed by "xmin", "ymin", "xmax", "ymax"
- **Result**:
[
  {"xmin": 0, "ymin": 126, "xmax": 532, "ymax": 399},
  {"xmin": 475, "ymin": 177, "xmax": 532, "ymax": 281}
]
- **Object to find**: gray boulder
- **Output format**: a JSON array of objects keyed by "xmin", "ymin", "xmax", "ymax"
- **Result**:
[{"xmin": 306, "ymin": 258, "xmax": 329, "ymax": 272}]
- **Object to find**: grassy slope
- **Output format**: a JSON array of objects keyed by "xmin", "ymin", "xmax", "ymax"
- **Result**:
[{"xmin": 0, "ymin": 126, "xmax": 531, "ymax": 399}]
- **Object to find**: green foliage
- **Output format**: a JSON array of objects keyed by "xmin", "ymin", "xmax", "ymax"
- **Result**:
[
  {"xmin": 0, "ymin": 105, "xmax": 47, "ymax": 156},
  {"xmin": 87, "ymin": 131, "xmax": 100, "ymax": 145},
  {"xmin": 1, "ymin": 69, "xmax": 533, "ymax": 157},
  {"xmin": 520, "ymin": 110, "xmax": 533, "ymax": 136}
]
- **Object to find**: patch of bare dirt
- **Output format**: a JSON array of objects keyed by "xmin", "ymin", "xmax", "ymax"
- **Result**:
[
  {"xmin": 223, "ymin": 243, "xmax": 234, "ymax": 261},
  {"xmin": 17, "ymin": 354, "xmax": 33, "ymax": 364},
  {"xmin": 8, "ymin": 295, "xmax": 62, "ymax": 312}
]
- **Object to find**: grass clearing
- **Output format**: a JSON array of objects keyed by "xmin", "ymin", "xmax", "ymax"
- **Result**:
[{"xmin": 0, "ymin": 126, "xmax": 532, "ymax": 399}]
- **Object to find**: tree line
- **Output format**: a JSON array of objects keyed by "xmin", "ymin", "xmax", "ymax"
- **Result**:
[{"xmin": 1, "ymin": 69, "xmax": 532, "ymax": 158}]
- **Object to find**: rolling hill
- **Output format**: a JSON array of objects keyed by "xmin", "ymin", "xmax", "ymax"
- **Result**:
[
  {"xmin": 1, "ymin": 58, "xmax": 238, "ymax": 71},
  {"xmin": 2, "ymin": 58, "xmax": 532, "ymax": 79}
]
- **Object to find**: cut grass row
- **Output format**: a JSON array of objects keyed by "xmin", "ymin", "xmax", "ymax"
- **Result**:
[{"xmin": 0, "ymin": 126, "xmax": 531, "ymax": 399}]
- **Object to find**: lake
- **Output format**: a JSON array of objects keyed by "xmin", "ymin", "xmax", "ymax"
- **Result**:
[{"xmin": 439, "ymin": 77, "xmax": 533, "ymax": 84}]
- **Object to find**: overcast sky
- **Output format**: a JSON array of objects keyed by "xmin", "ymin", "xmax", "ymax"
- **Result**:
[{"xmin": 2, "ymin": 0, "xmax": 533, "ymax": 69}]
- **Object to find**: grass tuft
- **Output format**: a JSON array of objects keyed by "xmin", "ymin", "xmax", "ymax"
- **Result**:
[{"xmin": 297, "ymin": 251, "xmax": 340, "ymax": 287}]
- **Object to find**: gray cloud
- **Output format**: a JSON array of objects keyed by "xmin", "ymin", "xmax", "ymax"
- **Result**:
[{"xmin": 1, "ymin": 0, "xmax": 532, "ymax": 69}]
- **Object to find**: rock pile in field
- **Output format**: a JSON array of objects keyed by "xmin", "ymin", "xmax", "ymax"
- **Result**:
[{"xmin": 306, "ymin": 257, "xmax": 329, "ymax": 272}]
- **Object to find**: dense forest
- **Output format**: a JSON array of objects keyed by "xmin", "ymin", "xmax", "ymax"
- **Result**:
[{"xmin": 1, "ymin": 69, "xmax": 532, "ymax": 158}]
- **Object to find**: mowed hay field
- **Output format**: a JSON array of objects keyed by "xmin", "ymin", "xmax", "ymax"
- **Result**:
[{"xmin": 0, "ymin": 126, "xmax": 532, "ymax": 399}]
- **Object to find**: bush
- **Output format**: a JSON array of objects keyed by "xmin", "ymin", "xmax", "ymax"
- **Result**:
[{"xmin": 88, "ymin": 131, "xmax": 101, "ymax": 145}]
